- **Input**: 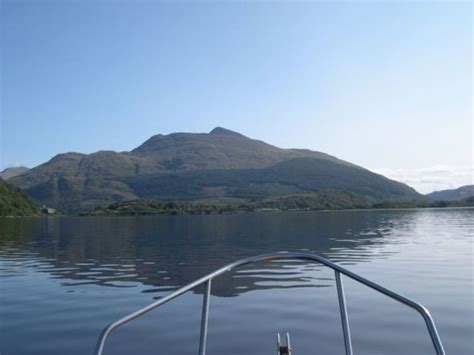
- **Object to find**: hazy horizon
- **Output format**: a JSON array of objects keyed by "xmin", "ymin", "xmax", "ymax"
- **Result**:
[{"xmin": 1, "ymin": 1, "xmax": 472, "ymax": 194}]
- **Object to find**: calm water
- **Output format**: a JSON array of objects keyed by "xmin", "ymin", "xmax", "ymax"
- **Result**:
[{"xmin": 0, "ymin": 208, "xmax": 472, "ymax": 355}]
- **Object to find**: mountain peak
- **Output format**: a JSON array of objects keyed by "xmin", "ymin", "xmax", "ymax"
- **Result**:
[
  {"xmin": 209, "ymin": 127, "xmax": 245, "ymax": 138},
  {"xmin": 0, "ymin": 166, "xmax": 29, "ymax": 180}
]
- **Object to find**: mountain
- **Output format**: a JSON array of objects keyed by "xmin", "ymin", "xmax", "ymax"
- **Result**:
[
  {"xmin": 426, "ymin": 185, "xmax": 474, "ymax": 201},
  {"xmin": 9, "ymin": 127, "xmax": 420, "ymax": 213},
  {"xmin": 0, "ymin": 166, "xmax": 29, "ymax": 180},
  {"xmin": 0, "ymin": 178, "xmax": 40, "ymax": 216}
]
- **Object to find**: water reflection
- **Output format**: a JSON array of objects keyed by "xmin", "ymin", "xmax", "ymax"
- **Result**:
[
  {"xmin": 1, "ymin": 208, "xmax": 472, "ymax": 355},
  {"xmin": 0, "ymin": 210, "xmax": 416, "ymax": 297}
]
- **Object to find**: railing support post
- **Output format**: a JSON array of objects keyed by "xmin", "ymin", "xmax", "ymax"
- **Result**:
[
  {"xmin": 199, "ymin": 279, "xmax": 212, "ymax": 355},
  {"xmin": 335, "ymin": 271, "xmax": 353, "ymax": 355}
]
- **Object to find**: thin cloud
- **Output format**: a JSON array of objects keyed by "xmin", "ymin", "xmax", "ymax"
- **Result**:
[{"xmin": 371, "ymin": 165, "xmax": 473, "ymax": 194}]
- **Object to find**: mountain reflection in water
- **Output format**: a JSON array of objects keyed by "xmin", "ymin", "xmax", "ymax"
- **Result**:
[
  {"xmin": 1, "ymin": 209, "xmax": 472, "ymax": 355},
  {"xmin": 0, "ymin": 211, "xmax": 405, "ymax": 297}
]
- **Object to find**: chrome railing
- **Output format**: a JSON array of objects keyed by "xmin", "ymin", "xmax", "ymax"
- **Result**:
[{"xmin": 94, "ymin": 252, "xmax": 445, "ymax": 355}]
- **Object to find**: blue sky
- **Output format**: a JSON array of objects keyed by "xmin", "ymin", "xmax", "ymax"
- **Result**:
[{"xmin": 1, "ymin": 0, "xmax": 472, "ymax": 193}]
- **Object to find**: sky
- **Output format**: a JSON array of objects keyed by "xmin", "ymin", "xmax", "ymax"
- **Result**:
[{"xmin": 1, "ymin": 0, "xmax": 472, "ymax": 194}]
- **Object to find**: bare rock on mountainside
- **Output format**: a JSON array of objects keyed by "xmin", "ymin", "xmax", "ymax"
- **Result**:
[{"xmin": 9, "ymin": 127, "xmax": 420, "ymax": 213}]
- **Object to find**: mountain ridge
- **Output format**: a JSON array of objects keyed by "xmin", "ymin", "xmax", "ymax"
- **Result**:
[
  {"xmin": 426, "ymin": 185, "xmax": 474, "ymax": 201},
  {"xmin": 10, "ymin": 127, "xmax": 421, "ymax": 213},
  {"xmin": 0, "ymin": 166, "xmax": 29, "ymax": 180}
]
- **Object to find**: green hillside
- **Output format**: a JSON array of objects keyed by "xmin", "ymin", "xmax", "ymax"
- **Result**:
[
  {"xmin": 82, "ymin": 191, "xmax": 373, "ymax": 216},
  {"xmin": 125, "ymin": 157, "xmax": 417, "ymax": 201},
  {"xmin": 0, "ymin": 179, "xmax": 40, "ymax": 216}
]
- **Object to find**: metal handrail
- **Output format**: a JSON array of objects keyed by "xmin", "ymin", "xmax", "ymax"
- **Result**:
[{"xmin": 94, "ymin": 252, "xmax": 445, "ymax": 355}]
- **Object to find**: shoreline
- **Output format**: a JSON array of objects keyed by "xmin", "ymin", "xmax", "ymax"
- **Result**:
[{"xmin": 3, "ymin": 205, "xmax": 472, "ymax": 218}]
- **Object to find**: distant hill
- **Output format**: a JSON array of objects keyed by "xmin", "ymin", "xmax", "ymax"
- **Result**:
[
  {"xmin": 0, "ymin": 166, "xmax": 29, "ymax": 180},
  {"xmin": 426, "ymin": 185, "xmax": 474, "ymax": 201},
  {"xmin": 0, "ymin": 178, "xmax": 40, "ymax": 216},
  {"xmin": 10, "ymin": 127, "xmax": 420, "ymax": 213}
]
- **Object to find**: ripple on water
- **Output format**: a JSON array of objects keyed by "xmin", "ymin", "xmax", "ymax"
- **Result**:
[{"xmin": 0, "ymin": 208, "xmax": 472, "ymax": 355}]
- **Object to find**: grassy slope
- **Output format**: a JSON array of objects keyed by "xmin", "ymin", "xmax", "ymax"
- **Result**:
[
  {"xmin": 125, "ymin": 158, "xmax": 419, "ymax": 201},
  {"xmin": 0, "ymin": 179, "xmax": 40, "ymax": 216}
]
